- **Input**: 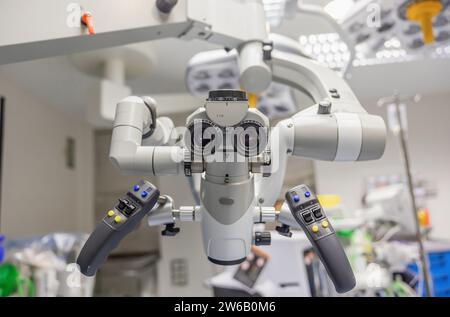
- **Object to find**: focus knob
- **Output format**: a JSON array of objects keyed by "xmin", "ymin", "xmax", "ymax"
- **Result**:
[
  {"xmin": 207, "ymin": 90, "xmax": 247, "ymax": 102},
  {"xmin": 255, "ymin": 232, "xmax": 271, "ymax": 246},
  {"xmin": 156, "ymin": 0, "xmax": 178, "ymax": 14}
]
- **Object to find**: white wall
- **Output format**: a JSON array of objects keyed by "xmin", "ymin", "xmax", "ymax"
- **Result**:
[
  {"xmin": 314, "ymin": 93, "xmax": 450, "ymax": 239},
  {"xmin": 0, "ymin": 74, "xmax": 95, "ymax": 237}
]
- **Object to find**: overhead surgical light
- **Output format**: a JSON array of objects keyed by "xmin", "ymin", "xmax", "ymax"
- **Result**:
[
  {"xmin": 299, "ymin": 30, "xmax": 450, "ymax": 70},
  {"xmin": 340, "ymin": 0, "xmax": 450, "ymax": 53},
  {"xmin": 185, "ymin": 48, "xmax": 298, "ymax": 119},
  {"xmin": 324, "ymin": 0, "xmax": 355, "ymax": 21}
]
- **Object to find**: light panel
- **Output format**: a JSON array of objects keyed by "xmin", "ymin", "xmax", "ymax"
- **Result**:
[
  {"xmin": 186, "ymin": 50, "xmax": 298, "ymax": 119},
  {"xmin": 299, "ymin": 32, "xmax": 450, "ymax": 70}
]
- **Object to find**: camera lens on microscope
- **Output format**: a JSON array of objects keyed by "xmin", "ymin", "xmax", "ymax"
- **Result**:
[
  {"xmin": 235, "ymin": 121, "xmax": 268, "ymax": 157},
  {"xmin": 186, "ymin": 120, "xmax": 222, "ymax": 156}
]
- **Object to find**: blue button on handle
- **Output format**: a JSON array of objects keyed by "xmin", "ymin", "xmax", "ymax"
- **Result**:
[
  {"xmin": 133, "ymin": 185, "xmax": 140, "ymax": 192},
  {"xmin": 293, "ymin": 195, "xmax": 300, "ymax": 202},
  {"xmin": 305, "ymin": 191, "xmax": 311, "ymax": 198},
  {"xmin": 141, "ymin": 191, "xmax": 148, "ymax": 198}
]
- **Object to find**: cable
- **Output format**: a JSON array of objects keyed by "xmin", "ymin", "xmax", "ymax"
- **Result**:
[
  {"xmin": 390, "ymin": 279, "xmax": 417, "ymax": 297},
  {"xmin": 373, "ymin": 225, "xmax": 401, "ymax": 243},
  {"xmin": 187, "ymin": 176, "xmax": 201, "ymax": 206},
  {"xmin": 408, "ymin": 272, "xmax": 419, "ymax": 287}
]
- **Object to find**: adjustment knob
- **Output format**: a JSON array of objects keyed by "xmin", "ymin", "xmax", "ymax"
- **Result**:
[
  {"xmin": 318, "ymin": 99, "xmax": 332, "ymax": 114},
  {"xmin": 156, "ymin": 0, "xmax": 178, "ymax": 14},
  {"xmin": 276, "ymin": 224, "xmax": 292, "ymax": 238},
  {"xmin": 255, "ymin": 231, "xmax": 271, "ymax": 246},
  {"xmin": 207, "ymin": 90, "xmax": 247, "ymax": 102},
  {"xmin": 161, "ymin": 223, "xmax": 180, "ymax": 237}
]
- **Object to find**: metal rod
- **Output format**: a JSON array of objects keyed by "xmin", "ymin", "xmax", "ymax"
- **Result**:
[{"xmin": 393, "ymin": 99, "xmax": 432, "ymax": 297}]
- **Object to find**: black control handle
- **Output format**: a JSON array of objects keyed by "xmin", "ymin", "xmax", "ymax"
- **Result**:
[
  {"xmin": 285, "ymin": 184, "xmax": 356, "ymax": 293},
  {"xmin": 76, "ymin": 222, "xmax": 125, "ymax": 277},
  {"xmin": 315, "ymin": 234, "xmax": 356, "ymax": 293},
  {"xmin": 77, "ymin": 180, "xmax": 160, "ymax": 276}
]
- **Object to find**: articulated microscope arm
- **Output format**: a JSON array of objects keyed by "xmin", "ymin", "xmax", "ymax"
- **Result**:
[
  {"xmin": 272, "ymin": 50, "xmax": 387, "ymax": 162},
  {"xmin": 109, "ymin": 96, "xmax": 184, "ymax": 175},
  {"xmin": 256, "ymin": 50, "xmax": 386, "ymax": 207}
]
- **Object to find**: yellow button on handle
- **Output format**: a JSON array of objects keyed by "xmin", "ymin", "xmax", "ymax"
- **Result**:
[
  {"xmin": 107, "ymin": 210, "xmax": 115, "ymax": 217},
  {"xmin": 322, "ymin": 220, "xmax": 329, "ymax": 228},
  {"xmin": 312, "ymin": 225, "xmax": 319, "ymax": 233},
  {"xmin": 114, "ymin": 215, "xmax": 122, "ymax": 223}
]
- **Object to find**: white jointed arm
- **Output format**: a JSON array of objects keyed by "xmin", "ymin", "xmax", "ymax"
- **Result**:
[
  {"xmin": 254, "ymin": 122, "xmax": 293, "ymax": 207},
  {"xmin": 277, "ymin": 203, "xmax": 301, "ymax": 229},
  {"xmin": 255, "ymin": 50, "xmax": 386, "ymax": 207},
  {"xmin": 109, "ymin": 96, "xmax": 183, "ymax": 175},
  {"xmin": 147, "ymin": 195, "xmax": 277, "ymax": 227},
  {"xmin": 272, "ymin": 50, "xmax": 386, "ymax": 162},
  {"xmin": 272, "ymin": 50, "xmax": 365, "ymax": 114}
]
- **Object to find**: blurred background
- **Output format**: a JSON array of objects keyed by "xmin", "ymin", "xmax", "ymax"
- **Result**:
[{"xmin": 1, "ymin": 0, "xmax": 450, "ymax": 297}]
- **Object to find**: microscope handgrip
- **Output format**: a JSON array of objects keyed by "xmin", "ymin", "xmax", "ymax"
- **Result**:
[
  {"xmin": 315, "ymin": 234, "xmax": 356, "ymax": 293},
  {"xmin": 77, "ymin": 180, "xmax": 160, "ymax": 276},
  {"xmin": 285, "ymin": 184, "xmax": 356, "ymax": 293},
  {"xmin": 76, "ymin": 221, "xmax": 129, "ymax": 277}
]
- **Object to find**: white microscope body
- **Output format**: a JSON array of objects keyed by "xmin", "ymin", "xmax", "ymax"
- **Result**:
[
  {"xmin": 185, "ymin": 91, "xmax": 270, "ymax": 264},
  {"xmin": 110, "ymin": 90, "xmax": 271, "ymax": 264},
  {"xmin": 109, "ymin": 52, "xmax": 387, "ymax": 264}
]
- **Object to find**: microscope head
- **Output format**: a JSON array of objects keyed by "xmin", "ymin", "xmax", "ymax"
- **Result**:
[
  {"xmin": 184, "ymin": 90, "xmax": 271, "ymax": 265},
  {"xmin": 185, "ymin": 90, "xmax": 269, "ymax": 161}
]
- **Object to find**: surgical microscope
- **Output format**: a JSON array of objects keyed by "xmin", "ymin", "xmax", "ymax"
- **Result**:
[
  {"xmin": 77, "ymin": 71, "xmax": 385, "ymax": 293},
  {"xmin": 18, "ymin": 0, "xmax": 385, "ymax": 294}
]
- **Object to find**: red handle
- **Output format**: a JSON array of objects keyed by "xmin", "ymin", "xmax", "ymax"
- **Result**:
[{"xmin": 81, "ymin": 12, "xmax": 95, "ymax": 35}]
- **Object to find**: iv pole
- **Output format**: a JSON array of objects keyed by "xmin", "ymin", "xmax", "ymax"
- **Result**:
[{"xmin": 377, "ymin": 93, "xmax": 432, "ymax": 297}]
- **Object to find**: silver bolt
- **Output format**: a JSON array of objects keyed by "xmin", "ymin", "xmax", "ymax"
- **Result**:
[{"xmin": 157, "ymin": 195, "xmax": 168, "ymax": 204}]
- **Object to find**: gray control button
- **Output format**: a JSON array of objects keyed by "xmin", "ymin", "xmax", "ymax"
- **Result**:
[
  {"xmin": 302, "ymin": 212, "xmax": 314, "ymax": 224},
  {"xmin": 312, "ymin": 207, "xmax": 323, "ymax": 219}
]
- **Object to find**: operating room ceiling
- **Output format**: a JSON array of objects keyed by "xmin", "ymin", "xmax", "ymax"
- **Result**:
[{"xmin": 1, "ymin": 1, "xmax": 450, "ymax": 124}]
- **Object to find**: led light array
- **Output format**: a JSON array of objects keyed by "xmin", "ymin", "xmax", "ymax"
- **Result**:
[
  {"xmin": 339, "ymin": 0, "xmax": 450, "ymax": 54},
  {"xmin": 299, "ymin": 32, "xmax": 450, "ymax": 69}
]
